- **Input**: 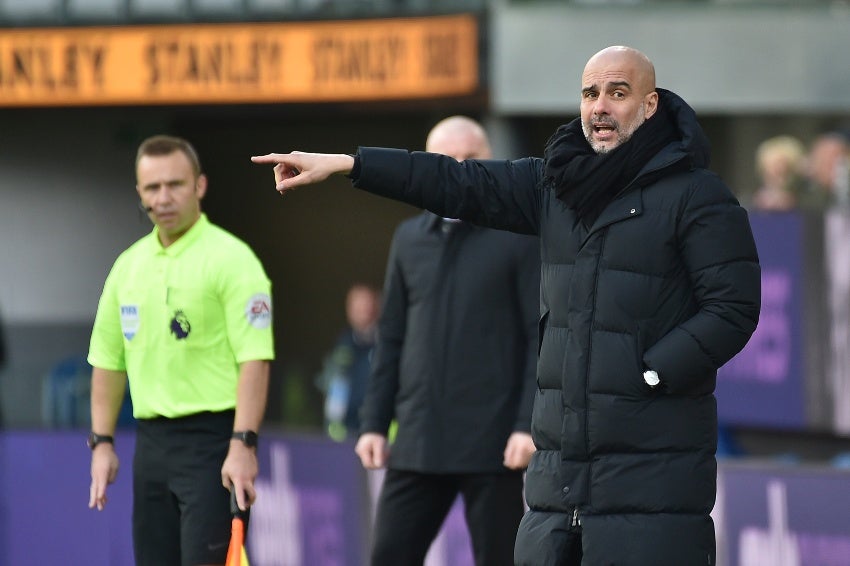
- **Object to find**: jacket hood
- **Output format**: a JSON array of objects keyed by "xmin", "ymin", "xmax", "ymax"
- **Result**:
[{"xmin": 653, "ymin": 88, "xmax": 711, "ymax": 171}]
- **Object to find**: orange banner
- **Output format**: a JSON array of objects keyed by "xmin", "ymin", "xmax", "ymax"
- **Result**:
[{"xmin": 0, "ymin": 15, "xmax": 479, "ymax": 106}]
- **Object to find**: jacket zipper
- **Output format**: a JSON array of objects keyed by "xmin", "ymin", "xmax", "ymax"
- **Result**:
[
  {"xmin": 572, "ymin": 507, "xmax": 581, "ymax": 528},
  {"xmin": 583, "ymin": 232, "xmax": 606, "ymax": 511}
]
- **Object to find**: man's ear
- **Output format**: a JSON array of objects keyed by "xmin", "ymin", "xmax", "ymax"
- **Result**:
[
  {"xmin": 195, "ymin": 174, "xmax": 208, "ymax": 199},
  {"xmin": 644, "ymin": 91, "xmax": 659, "ymax": 120}
]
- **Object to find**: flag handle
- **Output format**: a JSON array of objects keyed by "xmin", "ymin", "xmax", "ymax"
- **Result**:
[{"xmin": 225, "ymin": 485, "xmax": 249, "ymax": 566}]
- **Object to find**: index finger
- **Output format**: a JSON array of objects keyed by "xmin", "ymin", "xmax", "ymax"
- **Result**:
[{"xmin": 250, "ymin": 153, "xmax": 288, "ymax": 164}]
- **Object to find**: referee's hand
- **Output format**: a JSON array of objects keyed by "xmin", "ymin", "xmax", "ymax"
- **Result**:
[
  {"xmin": 221, "ymin": 441, "xmax": 258, "ymax": 511},
  {"xmin": 88, "ymin": 445, "xmax": 119, "ymax": 511}
]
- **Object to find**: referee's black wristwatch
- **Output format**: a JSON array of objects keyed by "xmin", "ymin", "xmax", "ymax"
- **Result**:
[
  {"xmin": 231, "ymin": 430, "xmax": 259, "ymax": 448},
  {"xmin": 87, "ymin": 431, "xmax": 114, "ymax": 450}
]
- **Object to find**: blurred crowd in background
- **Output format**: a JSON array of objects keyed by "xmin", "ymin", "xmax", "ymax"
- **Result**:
[{"xmin": 749, "ymin": 129, "xmax": 850, "ymax": 213}]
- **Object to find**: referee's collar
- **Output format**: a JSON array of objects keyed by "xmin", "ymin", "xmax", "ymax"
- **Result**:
[{"xmin": 150, "ymin": 213, "xmax": 209, "ymax": 256}]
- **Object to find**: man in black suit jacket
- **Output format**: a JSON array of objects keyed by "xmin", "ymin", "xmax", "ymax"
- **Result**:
[{"xmin": 354, "ymin": 116, "xmax": 540, "ymax": 565}]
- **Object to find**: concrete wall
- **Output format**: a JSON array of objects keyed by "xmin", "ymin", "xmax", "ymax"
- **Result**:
[
  {"xmin": 0, "ymin": 108, "xmax": 150, "ymax": 426},
  {"xmin": 491, "ymin": 2, "xmax": 850, "ymax": 114}
]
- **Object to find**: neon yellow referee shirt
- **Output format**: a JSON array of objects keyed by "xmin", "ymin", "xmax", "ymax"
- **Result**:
[{"xmin": 88, "ymin": 214, "xmax": 275, "ymax": 419}]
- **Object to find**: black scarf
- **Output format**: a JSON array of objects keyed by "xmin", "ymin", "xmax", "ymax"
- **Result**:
[{"xmin": 543, "ymin": 93, "xmax": 681, "ymax": 226}]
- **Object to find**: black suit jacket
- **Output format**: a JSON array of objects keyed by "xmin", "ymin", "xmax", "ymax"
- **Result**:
[{"xmin": 359, "ymin": 212, "xmax": 540, "ymax": 473}]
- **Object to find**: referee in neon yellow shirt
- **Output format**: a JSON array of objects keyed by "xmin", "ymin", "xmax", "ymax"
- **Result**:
[{"xmin": 87, "ymin": 135, "xmax": 274, "ymax": 566}]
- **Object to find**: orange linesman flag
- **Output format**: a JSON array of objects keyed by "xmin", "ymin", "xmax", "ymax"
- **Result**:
[{"xmin": 226, "ymin": 488, "xmax": 251, "ymax": 566}]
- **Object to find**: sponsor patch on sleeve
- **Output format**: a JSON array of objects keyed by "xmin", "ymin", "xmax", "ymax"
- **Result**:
[{"xmin": 245, "ymin": 293, "xmax": 272, "ymax": 329}]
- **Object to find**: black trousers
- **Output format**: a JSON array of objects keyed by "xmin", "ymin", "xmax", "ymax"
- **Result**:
[
  {"xmin": 133, "ymin": 411, "xmax": 236, "ymax": 566},
  {"xmin": 371, "ymin": 468, "xmax": 525, "ymax": 566}
]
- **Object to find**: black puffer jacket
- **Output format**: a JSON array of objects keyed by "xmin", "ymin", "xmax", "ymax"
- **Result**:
[{"xmin": 354, "ymin": 92, "xmax": 760, "ymax": 564}]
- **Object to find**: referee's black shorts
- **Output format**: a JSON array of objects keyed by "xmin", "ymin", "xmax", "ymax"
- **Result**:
[{"xmin": 132, "ymin": 410, "xmax": 239, "ymax": 566}]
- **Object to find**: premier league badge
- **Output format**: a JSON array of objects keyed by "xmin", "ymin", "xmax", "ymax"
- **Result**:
[{"xmin": 170, "ymin": 309, "xmax": 191, "ymax": 339}]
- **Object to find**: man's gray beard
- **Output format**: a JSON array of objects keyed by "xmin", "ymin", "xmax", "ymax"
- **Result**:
[{"xmin": 583, "ymin": 105, "xmax": 647, "ymax": 155}]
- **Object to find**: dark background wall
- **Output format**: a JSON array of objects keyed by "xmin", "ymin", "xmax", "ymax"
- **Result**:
[{"xmin": 0, "ymin": 103, "xmax": 484, "ymax": 429}]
